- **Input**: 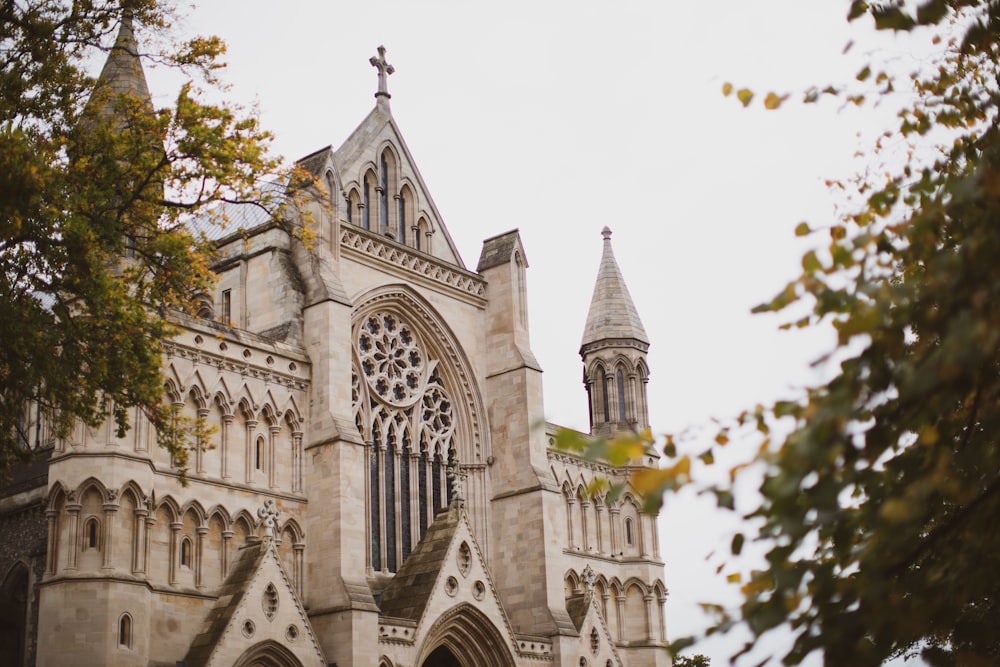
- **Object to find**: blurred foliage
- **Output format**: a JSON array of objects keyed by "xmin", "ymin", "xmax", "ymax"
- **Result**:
[
  {"xmin": 0, "ymin": 1, "xmax": 315, "ymax": 477},
  {"xmin": 673, "ymin": 655, "xmax": 711, "ymax": 667},
  {"xmin": 565, "ymin": 1, "xmax": 1000, "ymax": 664}
]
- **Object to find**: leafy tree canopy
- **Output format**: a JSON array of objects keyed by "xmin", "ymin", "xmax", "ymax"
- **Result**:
[
  {"xmin": 0, "ymin": 0, "xmax": 301, "ymax": 474},
  {"xmin": 563, "ymin": 1, "xmax": 1000, "ymax": 665}
]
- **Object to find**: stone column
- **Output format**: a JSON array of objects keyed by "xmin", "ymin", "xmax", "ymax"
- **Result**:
[
  {"xmin": 566, "ymin": 496, "xmax": 576, "ymax": 549},
  {"xmin": 269, "ymin": 425, "xmax": 280, "ymax": 490},
  {"xmin": 101, "ymin": 494, "xmax": 119, "ymax": 571},
  {"xmin": 143, "ymin": 501, "xmax": 155, "ymax": 575},
  {"xmin": 65, "ymin": 496, "xmax": 81, "ymax": 571},
  {"xmin": 221, "ymin": 414, "xmax": 233, "ymax": 480},
  {"xmin": 221, "ymin": 530, "xmax": 233, "ymax": 579},
  {"xmin": 594, "ymin": 503, "xmax": 605, "ymax": 554},
  {"xmin": 195, "ymin": 526, "xmax": 208, "ymax": 589},
  {"xmin": 581, "ymin": 500, "xmax": 591, "ymax": 551},
  {"xmin": 245, "ymin": 419, "xmax": 258, "ymax": 484},
  {"xmin": 644, "ymin": 593, "xmax": 655, "ymax": 640},
  {"xmin": 615, "ymin": 593, "xmax": 626, "ymax": 641},
  {"xmin": 169, "ymin": 522, "xmax": 182, "ymax": 585},
  {"xmin": 292, "ymin": 431, "xmax": 304, "ymax": 493},
  {"xmin": 609, "ymin": 507, "xmax": 621, "ymax": 556},
  {"xmin": 133, "ymin": 503, "xmax": 148, "ymax": 574},
  {"xmin": 196, "ymin": 408, "xmax": 209, "ymax": 474},
  {"xmin": 376, "ymin": 442, "xmax": 386, "ymax": 572},
  {"xmin": 294, "ymin": 543, "xmax": 305, "ymax": 598},
  {"xmin": 44, "ymin": 509, "xmax": 59, "ymax": 575}
]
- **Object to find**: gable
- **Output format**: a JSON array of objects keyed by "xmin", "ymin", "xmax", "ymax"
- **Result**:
[
  {"xmin": 378, "ymin": 505, "xmax": 520, "ymax": 661},
  {"xmin": 566, "ymin": 591, "xmax": 623, "ymax": 667},
  {"xmin": 329, "ymin": 106, "xmax": 465, "ymax": 268},
  {"xmin": 184, "ymin": 539, "xmax": 325, "ymax": 667}
]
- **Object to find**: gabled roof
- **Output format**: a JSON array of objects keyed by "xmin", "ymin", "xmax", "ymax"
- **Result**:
[
  {"xmin": 581, "ymin": 227, "xmax": 649, "ymax": 351},
  {"xmin": 565, "ymin": 590, "xmax": 624, "ymax": 667},
  {"xmin": 184, "ymin": 538, "xmax": 325, "ymax": 667},
  {"xmin": 379, "ymin": 505, "xmax": 463, "ymax": 621}
]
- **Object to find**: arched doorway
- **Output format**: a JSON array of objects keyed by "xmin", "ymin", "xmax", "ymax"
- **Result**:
[
  {"xmin": 423, "ymin": 646, "xmax": 462, "ymax": 667},
  {"xmin": 417, "ymin": 604, "xmax": 515, "ymax": 667},
  {"xmin": 233, "ymin": 640, "xmax": 305, "ymax": 667},
  {"xmin": 0, "ymin": 562, "xmax": 29, "ymax": 667}
]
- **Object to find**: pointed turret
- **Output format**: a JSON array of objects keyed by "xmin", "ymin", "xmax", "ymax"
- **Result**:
[
  {"xmin": 85, "ymin": 7, "xmax": 153, "ymax": 121},
  {"xmin": 580, "ymin": 227, "xmax": 651, "ymax": 436}
]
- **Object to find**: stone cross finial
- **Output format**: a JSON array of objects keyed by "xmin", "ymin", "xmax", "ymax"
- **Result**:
[
  {"xmin": 369, "ymin": 45, "xmax": 395, "ymax": 99},
  {"xmin": 446, "ymin": 456, "xmax": 467, "ymax": 506},
  {"xmin": 257, "ymin": 499, "xmax": 279, "ymax": 539},
  {"xmin": 582, "ymin": 565, "xmax": 596, "ymax": 593}
]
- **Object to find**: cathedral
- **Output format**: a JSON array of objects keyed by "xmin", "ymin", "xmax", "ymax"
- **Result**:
[{"xmin": 0, "ymin": 15, "xmax": 668, "ymax": 667}]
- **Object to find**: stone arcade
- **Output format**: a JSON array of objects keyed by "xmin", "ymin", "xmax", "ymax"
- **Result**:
[{"xmin": 0, "ymin": 16, "xmax": 669, "ymax": 667}]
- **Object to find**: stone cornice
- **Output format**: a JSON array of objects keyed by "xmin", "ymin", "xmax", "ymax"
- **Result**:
[
  {"xmin": 341, "ymin": 227, "xmax": 487, "ymax": 305},
  {"xmin": 163, "ymin": 341, "xmax": 310, "ymax": 392}
]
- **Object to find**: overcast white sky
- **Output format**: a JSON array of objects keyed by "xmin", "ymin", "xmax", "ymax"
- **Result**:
[{"xmin": 143, "ymin": 2, "xmax": 929, "ymax": 663}]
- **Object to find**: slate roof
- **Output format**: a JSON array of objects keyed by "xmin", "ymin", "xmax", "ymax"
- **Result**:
[
  {"xmin": 183, "ymin": 541, "xmax": 268, "ymax": 667},
  {"xmin": 378, "ymin": 506, "xmax": 461, "ymax": 621},
  {"xmin": 580, "ymin": 227, "xmax": 649, "ymax": 350}
]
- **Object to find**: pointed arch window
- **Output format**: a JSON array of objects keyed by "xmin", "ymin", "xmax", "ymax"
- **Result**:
[
  {"xmin": 84, "ymin": 517, "xmax": 100, "ymax": 550},
  {"xmin": 362, "ymin": 177, "xmax": 371, "ymax": 230},
  {"xmin": 379, "ymin": 153, "xmax": 389, "ymax": 232},
  {"xmin": 598, "ymin": 368, "xmax": 609, "ymax": 422},
  {"xmin": 616, "ymin": 369, "xmax": 627, "ymax": 421},
  {"xmin": 180, "ymin": 537, "xmax": 192, "ymax": 568},
  {"xmin": 353, "ymin": 312, "xmax": 456, "ymax": 573},
  {"xmin": 118, "ymin": 613, "xmax": 132, "ymax": 648}
]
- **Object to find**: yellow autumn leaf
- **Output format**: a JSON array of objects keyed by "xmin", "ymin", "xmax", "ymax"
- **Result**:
[
  {"xmin": 726, "ymin": 572, "xmax": 742, "ymax": 584},
  {"xmin": 737, "ymin": 88, "xmax": 754, "ymax": 107},
  {"xmin": 722, "ymin": 82, "xmax": 733, "ymax": 96},
  {"xmin": 763, "ymin": 92, "xmax": 787, "ymax": 110}
]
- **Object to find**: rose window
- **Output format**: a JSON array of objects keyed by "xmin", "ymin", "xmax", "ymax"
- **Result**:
[
  {"xmin": 353, "ymin": 310, "xmax": 459, "ymax": 574},
  {"xmin": 357, "ymin": 314, "xmax": 427, "ymax": 407}
]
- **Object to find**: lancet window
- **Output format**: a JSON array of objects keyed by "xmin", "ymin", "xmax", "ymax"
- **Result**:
[{"xmin": 353, "ymin": 311, "xmax": 455, "ymax": 573}]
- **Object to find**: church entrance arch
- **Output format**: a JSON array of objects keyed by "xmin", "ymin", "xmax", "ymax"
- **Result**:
[
  {"xmin": 417, "ymin": 604, "xmax": 515, "ymax": 667},
  {"xmin": 232, "ymin": 640, "xmax": 305, "ymax": 667}
]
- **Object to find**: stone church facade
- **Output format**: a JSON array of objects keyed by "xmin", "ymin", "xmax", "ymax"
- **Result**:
[{"xmin": 0, "ymin": 17, "xmax": 668, "ymax": 667}]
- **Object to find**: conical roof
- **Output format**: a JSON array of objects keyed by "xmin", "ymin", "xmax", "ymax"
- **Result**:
[
  {"xmin": 580, "ymin": 227, "xmax": 649, "ymax": 350},
  {"xmin": 85, "ymin": 8, "xmax": 152, "ymax": 119}
]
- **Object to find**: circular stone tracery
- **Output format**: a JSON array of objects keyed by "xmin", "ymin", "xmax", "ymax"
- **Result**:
[{"xmin": 358, "ymin": 313, "xmax": 426, "ymax": 407}]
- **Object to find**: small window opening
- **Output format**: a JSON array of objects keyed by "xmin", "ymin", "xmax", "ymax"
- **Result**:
[
  {"xmin": 118, "ymin": 613, "xmax": 132, "ymax": 648},
  {"xmin": 85, "ymin": 517, "xmax": 99, "ymax": 549},
  {"xmin": 256, "ymin": 436, "xmax": 264, "ymax": 471},
  {"xmin": 180, "ymin": 537, "xmax": 192, "ymax": 568},
  {"xmin": 625, "ymin": 518, "xmax": 634, "ymax": 546},
  {"xmin": 221, "ymin": 289, "xmax": 232, "ymax": 325}
]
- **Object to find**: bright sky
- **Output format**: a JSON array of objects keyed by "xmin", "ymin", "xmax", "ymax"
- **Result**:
[{"xmin": 145, "ymin": 2, "xmax": 925, "ymax": 664}]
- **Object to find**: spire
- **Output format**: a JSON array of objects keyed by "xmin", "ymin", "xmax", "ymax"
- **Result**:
[
  {"xmin": 85, "ymin": 6, "xmax": 153, "ymax": 121},
  {"xmin": 580, "ymin": 226, "xmax": 649, "ymax": 352}
]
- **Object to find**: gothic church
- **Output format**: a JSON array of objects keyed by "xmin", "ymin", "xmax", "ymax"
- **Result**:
[{"xmin": 0, "ymin": 15, "xmax": 668, "ymax": 667}]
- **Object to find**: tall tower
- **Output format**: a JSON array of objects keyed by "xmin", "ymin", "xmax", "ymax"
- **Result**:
[{"xmin": 580, "ymin": 227, "xmax": 650, "ymax": 436}]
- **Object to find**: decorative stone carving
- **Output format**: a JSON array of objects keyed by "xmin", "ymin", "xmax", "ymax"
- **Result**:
[{"xmin": 258, "ymin": 499, "xmax": 279, "ymax": 539}]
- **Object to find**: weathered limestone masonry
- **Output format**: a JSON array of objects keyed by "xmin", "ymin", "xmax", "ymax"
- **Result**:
[{"xmin": 0, "ymin": 16, "xmax": 670, "ymax": 667}]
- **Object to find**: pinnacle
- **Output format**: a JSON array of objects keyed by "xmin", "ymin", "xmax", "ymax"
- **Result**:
[{"xmin": 580, "ymin": 227, "xmax": 649, "ymax": 350}]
